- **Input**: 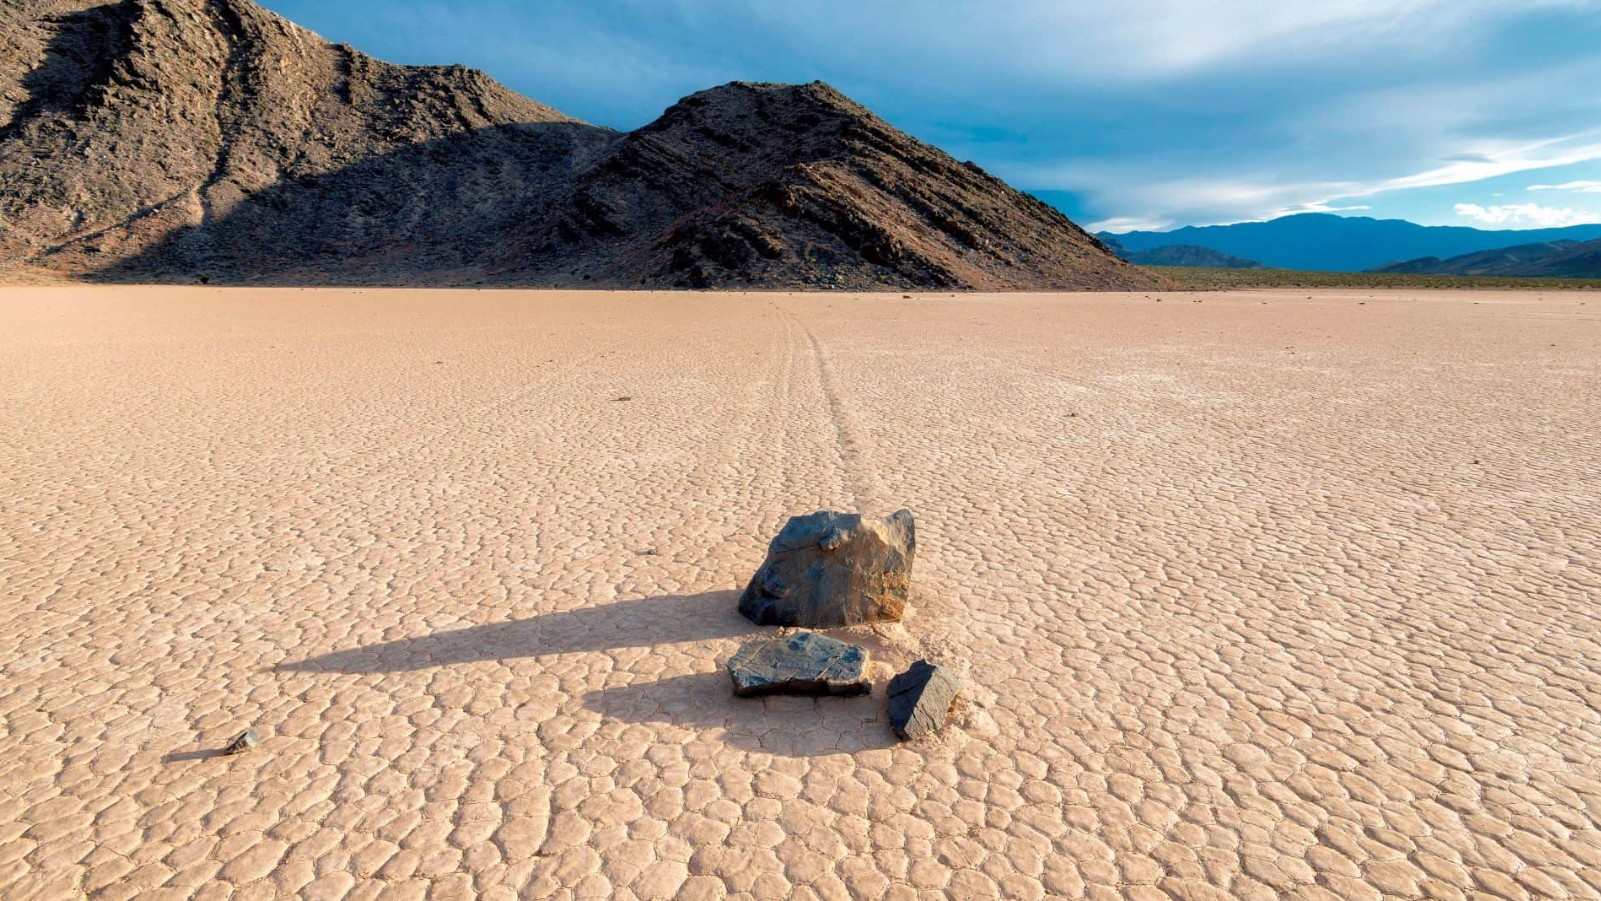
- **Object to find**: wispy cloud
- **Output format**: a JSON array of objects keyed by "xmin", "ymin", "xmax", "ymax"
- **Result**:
[
  {"xmin": 1029, "ymin": 132, "xmax": 1601, "ymax": 230},
  {"xmin": 1529, "ymin": 180, "xmax": 1601, "ymax": 194},
  {"xmin": 1089, "ymin": 216, "xmax": 1176, "ymax": 234},
  {"xmin": 1364, "ymin": 136, "xmax": 1601, "ymax": 194},
  {"xmin": 709, "ymin": 0, "xmax": 1598, "ymax": 84},
  {"xmin": 1454, "ymin": 202, "xmax": 1601, "ymax": 228}
]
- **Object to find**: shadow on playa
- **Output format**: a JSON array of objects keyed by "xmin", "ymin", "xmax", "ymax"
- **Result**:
[
  {"xmin": 280, "ymin": 590, "xmax": 749, "ymax": 672},
  {"xmin": 279, "ymin": 590, "xmax": 895, "ymax": 757}
]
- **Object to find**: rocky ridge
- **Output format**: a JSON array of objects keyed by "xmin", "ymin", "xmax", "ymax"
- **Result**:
[
  {"xmin": 1372, "ymin": 238, "xmax": 1601, "ymax": 278},
  {"xmin": 2, "ymin": 0, "xmax": 1160, "ymax": 290}
]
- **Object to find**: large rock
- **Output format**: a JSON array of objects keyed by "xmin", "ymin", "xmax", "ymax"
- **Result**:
[
  {"xmin": 739, "ymin": 509, "xmax": 916, "ymax": 627},
  {"xmin": 887, "ymin": 661, "xmax": 961, "ymax": 740},
  {"xmin": 726, "ymin": 632, "xmax": 871, "ymax": 697}
]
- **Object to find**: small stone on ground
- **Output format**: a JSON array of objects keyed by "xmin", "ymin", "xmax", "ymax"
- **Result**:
[
  {"xmin": 888, "ymin": 661, "xmax": 961, "ymax": 740},
  {"xmin": 225, "ymin": 730, "xmax": 260, "ymax": 755}
]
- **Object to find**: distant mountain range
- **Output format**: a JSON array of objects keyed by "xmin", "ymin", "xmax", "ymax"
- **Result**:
[
  {"xmin": 1375, "ymin": 238, "xmax": 1601, "ymax": 278},
  {"xmin": 1103, "ymin": 213, "xmax": 1601, "ymax": 273}
]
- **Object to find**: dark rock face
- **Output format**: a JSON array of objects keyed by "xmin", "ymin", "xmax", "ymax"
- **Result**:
[
  {"xmin": 739, "ymin": 509, "xmax": 915, "ymax": 628},
  {"xmin": 0, "ymin": 2, "xmax": 1165, "ymax": 291},
  {"xmin": 887, "ymin": 660, "xmax": 961, "ymax": 740},
  {"xmin": 726, "ymin": 632, "xmax": 871, "ymax": 697}
]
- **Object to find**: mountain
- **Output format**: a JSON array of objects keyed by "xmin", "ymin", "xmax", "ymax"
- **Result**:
[
  {"xmin": 1372, "ymin": 241, "xmax": 1578, "ymax": 275},
  {"xmin": 1103, "ymin": 213, "xmax": 1601, "ymax": 272},
  {"xmin": 474, "ymin": 80, "xmax": 1150, "ymax": 290},
  {"xmin": 1, "ymin": 0, "xmax": 1156, "ymax": 290},
  {"xmin": 1119, "ymin": 244, "xmax": 1263, "ymax": 269},
  {"xmin": 1374, "ymin": 238, "xmax": 1601, "ymax": 278},
  {"xmin": 1, "ymin": 0, "xmax": 592, "ymax": 275}
]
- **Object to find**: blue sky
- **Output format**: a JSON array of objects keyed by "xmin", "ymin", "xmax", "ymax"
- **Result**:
[{"xmin": 258, "ymin": 0, "xmax": 1601, "ymax": 233}]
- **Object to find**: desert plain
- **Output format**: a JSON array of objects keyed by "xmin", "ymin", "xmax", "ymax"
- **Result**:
[{"xmin": 2, "ymin": 285, "xmax": 1599, "ymax": 900}]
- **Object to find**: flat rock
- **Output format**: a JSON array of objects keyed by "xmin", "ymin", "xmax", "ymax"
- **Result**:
[
  {"xmin": 739, "ymin": 509, "xmax": 915, "ymax": 627},
  {"xmin": 888, "ymin": 661, "xmax": 961, "ymax": 740},
  {"xmin": 726, "ymin": 632, "xmax": 871, "ymax": 697}
]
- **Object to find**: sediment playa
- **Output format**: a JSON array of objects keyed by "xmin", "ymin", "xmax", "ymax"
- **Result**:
[{"xmin": 2, "ymin": 286, "xmax": 1598, "ymax": 899}]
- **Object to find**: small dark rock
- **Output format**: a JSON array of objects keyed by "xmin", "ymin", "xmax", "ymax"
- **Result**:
[
  {"xmin": 224, "ymin": 731, "xmax": 260, "ymax": 755},
  {"xmin": 888, "ymin": 660, "xmax": 961, "ymax": 740},
  {"xmin": 739, "ymin": 509, "xmax": 915, "ymax": 627},
  {"xmin": 726, "ymin": 632, "xmax": 870, "ymax": 697},
  {"xmin": 614, "ymin": 396, "xmax": 632, "ymax": 402}
]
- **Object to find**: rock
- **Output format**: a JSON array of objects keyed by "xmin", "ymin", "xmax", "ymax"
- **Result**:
[
  {"xmin": 887, "ymin": 661, "xmax": 961, "ymax": 740},
  {"xmin": 726, "ymin": 632, "xmax": 871, "ymax": 697},
  {"xmin": 739, "ymin": 509, "xmax": 915, "ymax": 627},
  {"xmin": 224, "ymin": 731, "xmax": 260, "ymax": 755}
]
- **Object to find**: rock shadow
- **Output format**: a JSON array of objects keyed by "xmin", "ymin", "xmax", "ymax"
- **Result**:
[
  {"xmin": 582, "ymin": 671, "xmax": 899, "ymax": 758},
  {"xmin": 280, "ymin": 588, "xmax": 899, "ymax": 758},
  {"xmin": 161, "ymin": 748, "xmax": 226, "ymax": 764},
  {"xmin": 84, "ymin": 119, "xmax": 615, "ymax": 285},
  {"xmin": 280, "ymin": 590, "xmax": 752, "ymax": 674},
  {"xmin": 2, "ymin": 3, "xmax": 137, "ymax": 143}
]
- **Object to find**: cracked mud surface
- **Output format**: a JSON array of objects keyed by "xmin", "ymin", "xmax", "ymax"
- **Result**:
[{"xmin": 2, "ymin": 286, "xmax": 1599, "ymax": 900}]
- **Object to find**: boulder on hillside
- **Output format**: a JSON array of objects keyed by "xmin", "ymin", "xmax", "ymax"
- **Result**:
[
  {"xmin": 739, "ymin": 509, "xmax": 916, "ymax": 627},
  {"xmin": 726, "ymin": 632, "xmax": 871, "ymax": 697},
  {"xmin": 887, "ymin": 660, "xmax": 961, "ymax": 740}
]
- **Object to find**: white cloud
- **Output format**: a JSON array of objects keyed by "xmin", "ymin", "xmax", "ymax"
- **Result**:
[
  {"xmin": 1089, "ymin": 216, "xmax": 1176, "ymax": 234},
  {"xmin": 986, "ymin": 31, "xmax": 1601, "ymax": 228},
  {"xmin": 1271, "ymin": 202, "xmax": 1372, "ymax": 217},
  {"xmin": 1453, "ymin": 202, "xmax": 1601, "ymax": 228},
  {"xmin": 1367, "ymin": 136, "xmax": 1601, "ymax": 193},
  {"xmin": 1529, "ymin": 180, "xmax": 1601, "ymax": 193},
  {"xmin": 1013, "ymin": 131, "xmax": 1601, "ymax": 229}
]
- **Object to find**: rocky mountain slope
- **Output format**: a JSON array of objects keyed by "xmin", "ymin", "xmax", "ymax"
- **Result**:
[
  {"xmin": 1, "ymin": 0, "xmax": 593, "ymax": 277},
  {"xmin": 1373, "ymin": 239, "xmax": 1601, "ymax": 278},
  {"xmin": 1, "ymin": 0, "xmax": 1156, "ymax": 290}
]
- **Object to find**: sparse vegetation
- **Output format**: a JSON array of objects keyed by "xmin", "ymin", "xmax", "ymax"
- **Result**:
[{"xmin": 1150, "ymin": 266, "xmax": 1601, "ymax": 291}]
